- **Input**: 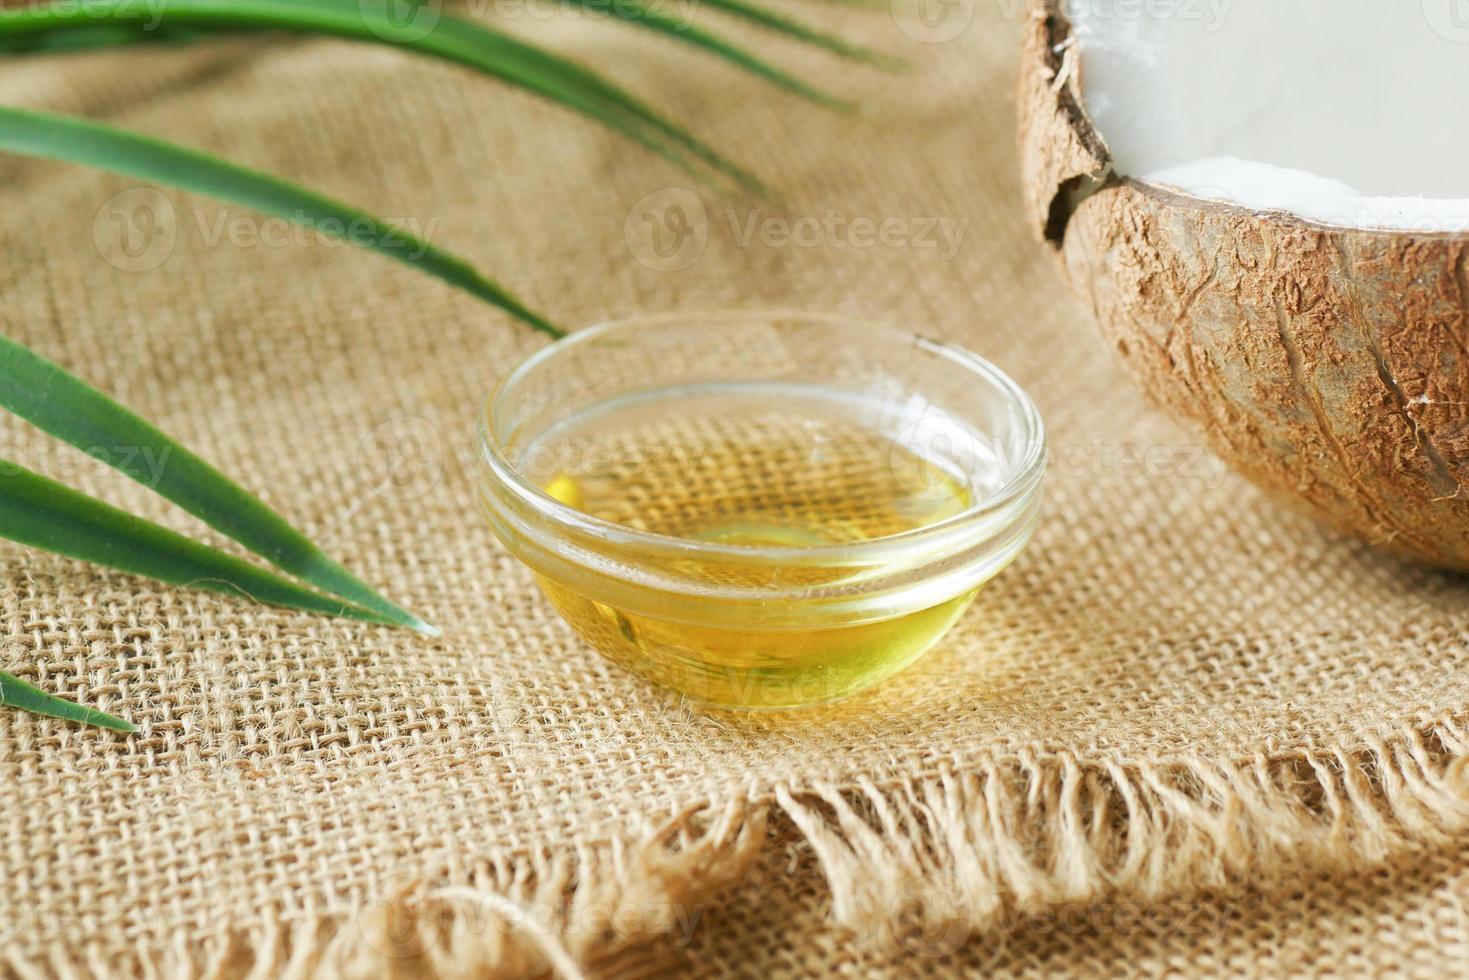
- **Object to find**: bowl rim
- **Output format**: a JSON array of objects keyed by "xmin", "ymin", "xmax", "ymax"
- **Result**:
[{"xmin": 477, "ymin": 309, "xmax": 1046, "ymax": 565}]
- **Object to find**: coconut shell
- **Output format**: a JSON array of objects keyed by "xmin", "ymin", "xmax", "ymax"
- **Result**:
[{"xmin": 1019, "ymin": 0, "xmax": 1469, "ymax": 567}]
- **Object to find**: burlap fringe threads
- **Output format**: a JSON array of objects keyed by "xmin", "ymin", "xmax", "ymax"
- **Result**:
[{"xmin": 14, "ymin": 720, "xmax": 1469, "ymax": 978}]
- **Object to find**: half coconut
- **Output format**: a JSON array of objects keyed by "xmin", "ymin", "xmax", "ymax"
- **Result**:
[{"xmin": 1020, "ymin": 0, "xmax": 1469, "ymax": 567}]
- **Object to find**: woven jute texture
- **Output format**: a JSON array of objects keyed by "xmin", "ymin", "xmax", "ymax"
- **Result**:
[
  {"xmin": 676, "ymin": 829, "xmax": 1469, "ymax": 976},
  {"xmin": 2, "ymin": 3, "xmax": 1468, "ymax": 977}
]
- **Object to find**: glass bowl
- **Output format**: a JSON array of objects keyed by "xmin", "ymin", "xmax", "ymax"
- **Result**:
[{"xmin": 476, "ymin": 311, "xmax": 1045, "ymax": 709}]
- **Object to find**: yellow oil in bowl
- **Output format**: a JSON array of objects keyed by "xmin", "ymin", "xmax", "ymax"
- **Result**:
[{"xmin": 477, "ymin": 312, "xmax": 1045, "ymax": 710}]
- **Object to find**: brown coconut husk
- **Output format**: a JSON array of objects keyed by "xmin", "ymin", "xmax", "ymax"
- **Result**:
[{"xmin": 1018, "ymin": 0, "xmax": 1469, "ymax": 567}]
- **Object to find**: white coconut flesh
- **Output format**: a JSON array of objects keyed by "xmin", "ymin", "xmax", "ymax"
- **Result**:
[{"xmin": 1066, "ymin": 1, "xmax": 1469, "ymax": 232}]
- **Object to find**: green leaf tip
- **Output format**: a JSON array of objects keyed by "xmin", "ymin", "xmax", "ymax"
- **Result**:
[
  {"xmin": 579, "ymin": 0, "xmax": 853, "ymax": 109},
  {"xmin": 694, "ymin": 0, "xmax": 908, "ymax": 71},
  {"xmin": 410, "ymin": 617, "xmax": 443, "ymax": 638},
  {"xmin": 0, "ymin": 457, "xmax": 408, "ymax": 628},
  {"xmin": 0, "ymin": 669, "xmax": 137, "ymax": 733},
  {"xmin": 0, "ymin": 331, "xmax": 435, "ymax": 632}
]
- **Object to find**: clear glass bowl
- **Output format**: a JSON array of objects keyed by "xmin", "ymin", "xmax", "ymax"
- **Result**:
[{"xmin": 477, "ymin": 311, "xmax": 1046, "ymax": 709}]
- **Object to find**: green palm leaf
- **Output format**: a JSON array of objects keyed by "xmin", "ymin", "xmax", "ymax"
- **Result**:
[
  {"xmin": 0, "ymin": 669, "xmax": 135, "ymax": 732},
  {"xmin": 0, "ymin": 105, "xmax": 562, "ymax": 337},
  {"xmin": 0, "ymin": 23, "xmax": 218, "ymax": 55},
  {"xmin": 680, "ymin": 0, "xmax": 904, "ymax": 68},
  {"xmin": 0, "ymin": 0, "xmax": 890, "ymax": 729},
  {"xmin": 0, "ymin": 331, "xmax": 435, "ymax": 635},
  {"xmin": 569, "ymin": 0, "xmax": 853, "ymax": 108},
  {"xmin": 0, "ymin": 459, "xmax": 396, "ymax": 625},
  {"xmin": 0, "ymin": 0, "xmax": 769, "ymax": 192}
]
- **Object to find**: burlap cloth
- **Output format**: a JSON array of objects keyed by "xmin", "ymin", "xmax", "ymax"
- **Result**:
[{"xmin": 2, "ymin": 4, "xmax": 1467, "ymax": 977}]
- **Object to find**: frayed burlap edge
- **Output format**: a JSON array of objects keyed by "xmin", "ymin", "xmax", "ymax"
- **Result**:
[{"xmin": 12, "ymin": 719, "xmax": 1469, "ymax": 978}]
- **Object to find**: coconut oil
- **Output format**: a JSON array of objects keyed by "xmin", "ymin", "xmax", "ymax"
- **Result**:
[
  {"xmin": 477, "ymin": 311, "xmax": 1046, "ymax": 710},
  {"xmin": 519, "ymin": 384, "xmax": 995, "ymax": 708}
]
